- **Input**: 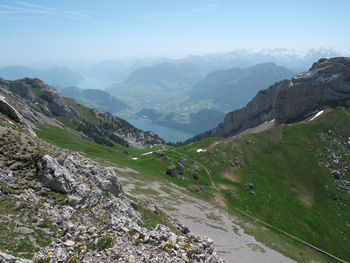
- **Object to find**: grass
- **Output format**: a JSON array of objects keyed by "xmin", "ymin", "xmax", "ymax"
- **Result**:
[
  {"xmin": 0, "ymin": 195, "xmax": 56, "ymax": 259},
  {"xmin": 28, "ymin": 85, "xmax": 42, "ymax": 97},
  {"xmin": 33, "ymin": 107, "xmax": 350, "ymax": 262},
  {"xmin": 176, "ymin": 107, "xmax": 350, "ymax": 262},
  {"xmin": 134, "ymin": 199, "xmax": 181, "ymax": 234},
  {"xmin": 63, "ymin": 97, "xmax": 97, "ymax": 123}
]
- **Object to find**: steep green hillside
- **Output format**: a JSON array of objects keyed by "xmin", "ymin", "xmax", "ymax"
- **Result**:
[
  {"xmin": 61, "ymin": 87, "xmax": 129, "ymax": 113},
  {"xmin": 175, "ymin": 107, "xmax": 350, "ymax": 261},
  {"xmin": 34, "ymin": 107, "xmax": 350, "ymax": 262}
]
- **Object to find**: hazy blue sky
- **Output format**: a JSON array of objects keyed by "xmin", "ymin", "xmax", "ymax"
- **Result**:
[{"xmin": 1, "ymin": 0, "xmax": 349, "ymax": 64}]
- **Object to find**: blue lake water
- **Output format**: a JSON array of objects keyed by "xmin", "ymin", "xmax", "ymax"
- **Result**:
[
  {"xmin": 128, "ymin": 119, "xmax": 195, "ymax": 143},
  {"xmin": 77, "ymin": 77, "xmax": 116, "ymax": 90}
]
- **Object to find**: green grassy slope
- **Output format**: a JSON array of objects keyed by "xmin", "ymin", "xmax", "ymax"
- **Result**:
[
  {"xmin": 176, "ymin": 107, "xmax": 350, "ymax": 261},
  {"xmin": 34, "ymin": 107, "xmax": 350, "ymax": 262}
]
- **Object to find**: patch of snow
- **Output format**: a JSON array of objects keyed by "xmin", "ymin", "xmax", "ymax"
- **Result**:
[
  {"xmin": 309, "ymin": 110, "xmax": 324, "ymax": 121},
  {"xmin": 141, "ymin": 151, "xmax": 153, "ymax": 156},
  {"xmin": 131, "ymin": 157, "xmax": 138, "ymax": 160},
  {"xmin": 197, "ymin": 148, "xmax": 207, "ymax": 153}
]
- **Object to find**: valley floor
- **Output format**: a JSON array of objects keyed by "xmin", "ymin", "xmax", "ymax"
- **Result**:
[{"xmin": 116, "ymin": 167, "xmax": 296, "ymax": 263}]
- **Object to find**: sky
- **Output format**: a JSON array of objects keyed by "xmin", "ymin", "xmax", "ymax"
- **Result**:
[{"xmin": 0, "ymin": 0, "xmax": 349, "ymax": 64}]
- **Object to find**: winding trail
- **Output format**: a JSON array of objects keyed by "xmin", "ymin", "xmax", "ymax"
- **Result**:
[{"xmin": 182, "ymin": 150, "xmax": 349, "ymax": 263}]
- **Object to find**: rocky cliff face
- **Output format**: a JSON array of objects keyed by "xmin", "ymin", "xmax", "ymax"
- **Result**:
[
  {"xmin": 274, "ymin": 57, "xmax": 350, "ymax": 123},
  {"xmin": 215, "ymin": 57, "xmax": 350, "ymax": 138},
  {"xmin": 0, "ymin": 113, "xmax": 223, "ymax": 262},
  {"xmin": 0, "ymin": 78, "xmax": 164, "ymax": 148}
]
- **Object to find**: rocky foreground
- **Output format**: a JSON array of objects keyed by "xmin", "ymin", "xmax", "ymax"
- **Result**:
[{"xmin": 0, "ymin": 112, "xmax": 224, "ymax": 262}]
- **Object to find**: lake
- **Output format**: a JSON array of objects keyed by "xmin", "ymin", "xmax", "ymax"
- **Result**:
[{"xmin": 128, "ymin": 119, "xmax": 195, "ymax": 143}]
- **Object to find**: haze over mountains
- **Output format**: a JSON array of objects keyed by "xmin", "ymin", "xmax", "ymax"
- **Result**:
[
  {"xmin": 0, "ymin": 65, "xmax": 83, "ymax": 89},
  {"xmin": 1, "ymin": 56, "xmax": 349, "ymax": 263},
  {"xmin": 1, "ymin": 48, "xmax": 349, "ymax": 142}
]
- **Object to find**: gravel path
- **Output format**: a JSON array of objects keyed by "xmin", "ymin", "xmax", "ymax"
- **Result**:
[{"xmin": 119, "ymin": 174, "xmax": 296, "ymax": 263}]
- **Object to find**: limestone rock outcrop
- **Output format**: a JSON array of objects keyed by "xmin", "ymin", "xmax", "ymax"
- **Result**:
[{"xmin": 215, "ymin": 57, "xmax": 350, "ymax": 138}]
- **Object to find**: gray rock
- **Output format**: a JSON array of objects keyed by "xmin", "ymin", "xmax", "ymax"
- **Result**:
[
  {"xmin": 178, "ymin": 156, "xmax": 187, "ymax": 164},
  {"xmin": 0, "ymin": 95, "xmax": 36, "ymax": 137},
  {"xmin": 176, "ymin": 163, "xmax": 185, "ymax": 175},
  {"xmin": 0, "ymin": 251, "xmax": 32, "ymax": 263},
  {"xmin": 153, "ymin": 151, "xmax": 165, "ymax": 157},
  {"xmin": 37, "ymin": 154, "xmax": 75, "ymax": 193},
  {"xmin": 166, "ymin": 165, "xmax": 177, "ymax": 177},
  {"xmin": 332, "ymin": 170, "xmax": 341, "ymax": 180},
  {"xmin": 215, "ymin": 57, "xmax": 350, "ymax": 138}
]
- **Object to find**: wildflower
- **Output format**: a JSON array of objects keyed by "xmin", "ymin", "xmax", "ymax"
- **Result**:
[
  {"xmin": 105, "ymin": 248, "xmax": 108, "ymax": 252},
  {"xmin": 172, "ymin": 241, "xmax": 176, "ymax": 244},
  {"xmin": 48, "ymin": 252, "xmax": 51, "ymax": 256}
]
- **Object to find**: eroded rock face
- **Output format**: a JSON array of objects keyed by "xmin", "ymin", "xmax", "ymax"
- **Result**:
[
  {"xmin": 215, "ymin": 81, "xmax": 286, "ymax": 137},
  {"xmin": 274, "ymin": 57, "xmax": 350, "ymax": 123},
  {"xmin": 37, "ymin": 155, "xmax": 75, "ymax": 194},
  {"xmin": 37, "ymin": 153, "xmax": 125, "ymax": 209},
  {"xmin": 215, "ymin": 57, "xmax": 350, "ymax": 138},
  {"xmin": 0, "ymin": 95, "xmax": 37, "ymax": 137}
]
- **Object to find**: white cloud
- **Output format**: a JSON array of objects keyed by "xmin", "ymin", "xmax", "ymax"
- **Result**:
[
  {"xmin": 193, "ymin": 3, "xmax": 219, "ymax": 12},
  {"xmin": 0, "ymin": 1, "xmax": 95, "ymax": 22}
]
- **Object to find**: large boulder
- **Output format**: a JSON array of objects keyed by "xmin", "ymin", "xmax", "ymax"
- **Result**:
[
  {"xmin": 37, "ymin": 155, "xmax": 75, "ymax": 194},
  {"xmin": 176, "ymin": 162, "xmax": 185, "ymax": 175},
  {"xmin": 37, "ymin": 153, "xmax": 125, "ymax": 208},
  {"xmin": 166, "ymin": 165, "xmax": 177, "ymax": 177}
]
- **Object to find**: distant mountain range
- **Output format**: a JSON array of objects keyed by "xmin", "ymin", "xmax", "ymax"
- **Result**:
[
  {"xmin": 174, "ymin": 48, "xmax": 349, "ymax": 73},
  {"xmin": 183, "ymin": 57, "xmax": 350, "ymax": 145},
  {"xmin": 107, "ymin": 61, "xmax": 296, "ymax": 140},
  {"xmin": 0, "ymin": 65, "xmax": 83, "ymax": 89},
  {"xmin": 60, "ymin": 87, "xmax": 129, "ymax": 114},
  {"xmin": 124, "ymin": 62, "xmax": 202, "ymax": 87},
  {"xmin": 189, "ymin": 62, "xmax": 295, "ymax": 111}
]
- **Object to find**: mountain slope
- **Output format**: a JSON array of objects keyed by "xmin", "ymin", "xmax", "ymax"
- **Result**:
[
  {"xmin": 125, "ymin": 62, "xmax": 202, "ymax": 87},
  {"xmin": 61, "ymin": 87, "xmax": 129, "ymax": 113},
  {"xmin": 189, "ymin": 62, "xmax": 295, "ymax": 111},
  {"xmin": 106, "ymin": 62, "xmax": 205, "ymax": 115},
  {"xmin": 0, "ymin": 78, "xmax": 163, "ymax": 148},
  {"xmin": 120, "ymin": 107, "xmax": 349, "ymax": 262},
  {"xmin": 0, "ymin": 112, "xmax": 223, "ymax": 263},
  {"xmin": 215, "ymin": 57, "xmax": 350, "ymax": 138}
]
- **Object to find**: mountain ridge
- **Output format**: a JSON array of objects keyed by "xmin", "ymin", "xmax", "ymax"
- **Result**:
[
  {"xmin": 182, "ymin": 57, "xmax": 350, "ymax": 144},
  {"xmin": 0, "ymin": 77, "xmax": 164, "ymax": 148}
]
